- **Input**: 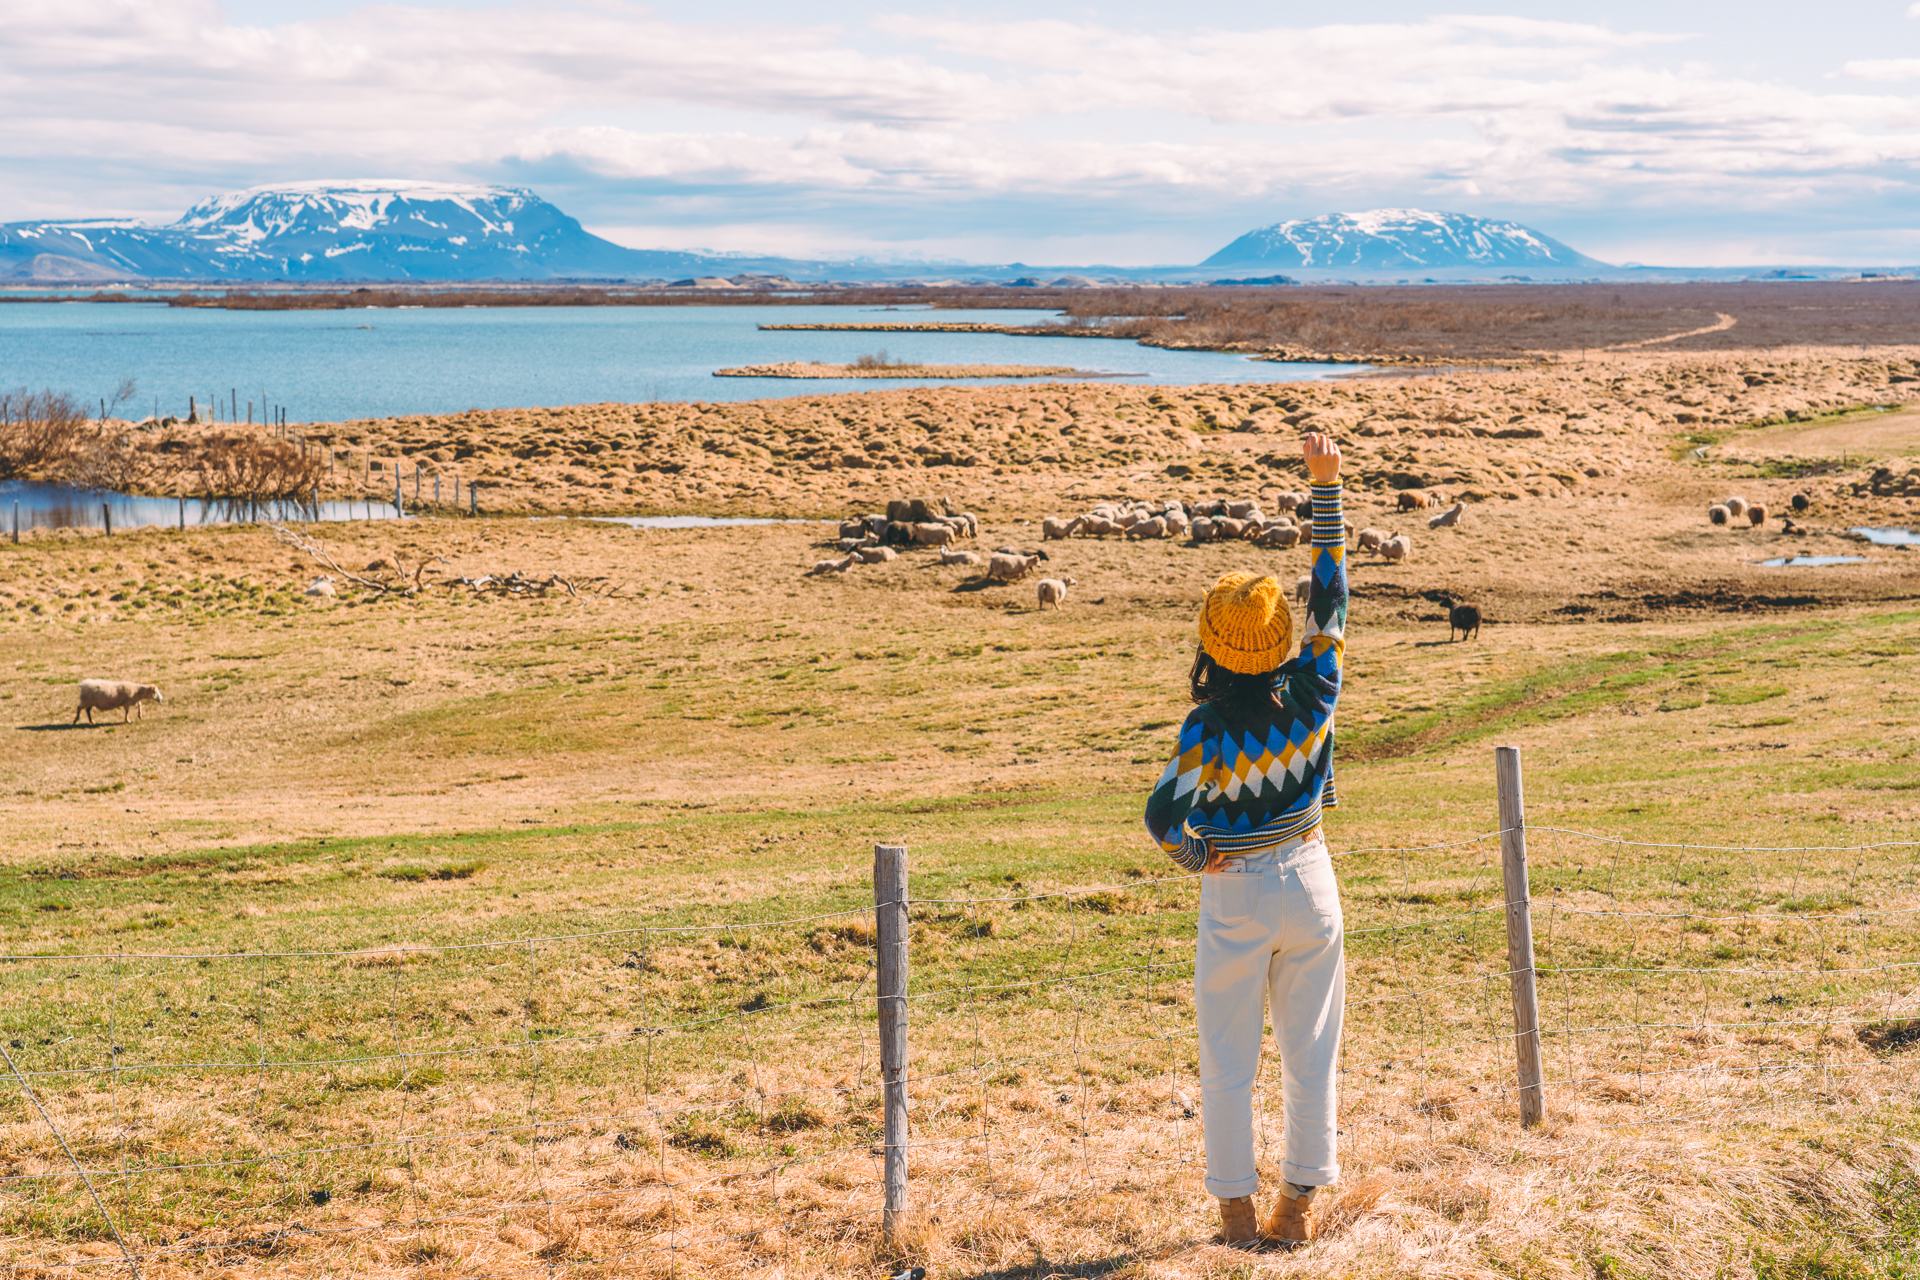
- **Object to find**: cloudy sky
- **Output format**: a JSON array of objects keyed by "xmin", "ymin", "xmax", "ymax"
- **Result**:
[{"xmin": 5, "ymin": 0, "xmax": 1920, "ymax": 265}]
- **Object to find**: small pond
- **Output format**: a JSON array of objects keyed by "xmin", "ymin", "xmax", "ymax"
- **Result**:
[
  {"xmin": 1755, "ymin": 555, "xmax": 1872, "ymax": 567},
  {"xmin": 537, "ymin": 515, "xmax": 820, "ymax": 529},
  {"xmin": 1, "ymin": 480, "xmax": 399, "ymax": 532},
  {"xmin": 1852, "ymin": 527, "xmax": 1920, "ymax": 546}
]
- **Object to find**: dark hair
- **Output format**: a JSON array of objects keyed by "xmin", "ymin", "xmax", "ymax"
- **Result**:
[{"xmin": 1189, "ymin": 649, "xmax": 1279, "ymax": 724}]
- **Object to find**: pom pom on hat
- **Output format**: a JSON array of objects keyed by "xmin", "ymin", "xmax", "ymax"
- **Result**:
[{"xmin": 1197, "ymin": 571, "xmax": 1291, "ymax": 674}]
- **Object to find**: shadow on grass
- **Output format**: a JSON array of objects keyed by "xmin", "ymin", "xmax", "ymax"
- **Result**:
[
  {"xmin": 16, "ymin": 723, "xmax": 101, "ymax": 732},
  {"xmin": 957, "ymin": 1251, "xmax": 1147, "ymax": 1280}
]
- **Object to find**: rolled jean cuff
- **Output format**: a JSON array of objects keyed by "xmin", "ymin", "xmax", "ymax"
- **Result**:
[
  {"xmin": 1281, "ymin": 1159, "xmax": 1339, "ymax": 1188},
  {"xmin": 1204, "ymin": 1172, "xmax": 1261, "ymax": 1199}
]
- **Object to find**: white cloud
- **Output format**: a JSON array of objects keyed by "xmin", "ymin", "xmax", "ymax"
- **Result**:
[
  {"xmin": 2, "ymin": 0, "xmax": 1919, "ymax": 261},
  {"xmin": 1845, "ymin": 58, "xmax": 1920, "ymax": 80}
]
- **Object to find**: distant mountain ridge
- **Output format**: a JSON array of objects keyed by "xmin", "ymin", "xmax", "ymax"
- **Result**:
[
  {"xmin": 0, "ymin": 182, "xmax": 722, "ymax": 282},
  {"xmin": 1204, "ymin": 209, "xmax": 1608, "ymax": 271}
]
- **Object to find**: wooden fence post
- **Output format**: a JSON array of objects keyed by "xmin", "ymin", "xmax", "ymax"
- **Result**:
[
  {"xmin": 102, "ymin": 503, "xmax": 111, "ymax": 537},
  {"xmin": 874, "ymin": 843, "xmax": 910, "ymax": 1243},
  {"xmin": 1495, "ymin": 746, "xmax": 1547, "ymax": 1128}
]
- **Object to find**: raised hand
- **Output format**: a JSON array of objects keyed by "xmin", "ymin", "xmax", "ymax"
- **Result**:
[{"xmin": 1303, "ymin": 431, "xmax": 1342, "ymax": 484}]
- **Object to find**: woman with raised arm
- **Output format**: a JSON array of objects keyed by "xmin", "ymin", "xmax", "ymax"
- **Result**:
[{"xmin": 1144, "ymin": 431, "xmax": 1348, "ymax": 1249}]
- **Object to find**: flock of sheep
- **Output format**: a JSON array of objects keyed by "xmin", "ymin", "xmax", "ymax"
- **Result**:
[
  {"xmin": 805, "ymin": 489, "xmax": 1476, "ymax": 612},
  {"xmin": 1707, "ymin": 491, "xmax": 1815, "ymax": 535}
]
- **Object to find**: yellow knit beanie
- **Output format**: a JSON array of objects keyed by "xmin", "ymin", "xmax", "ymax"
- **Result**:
[{"xmin": 1197, "ymin": 572, "xmax": 1292, "ymax": 674}]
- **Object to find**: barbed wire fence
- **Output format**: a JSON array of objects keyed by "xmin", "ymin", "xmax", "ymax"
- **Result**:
[{"xmin": 2, "ymin": 744, "xmax": 1916, "ymax": 1276}]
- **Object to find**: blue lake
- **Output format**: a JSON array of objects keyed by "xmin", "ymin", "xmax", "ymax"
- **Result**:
[{"xmin": 0, "ymin": 302, "xmax": 1363, "ymax": 425}]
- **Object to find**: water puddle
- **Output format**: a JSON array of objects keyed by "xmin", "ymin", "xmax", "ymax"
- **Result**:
[
  {"xmin": 1, "ymin": 480, "xmax": 400, "ymax": 533},
  {"xmin": 1851, "ymin": 527, "xmax": 1920, "ymax": 545},
  {"xmin": 1755, "ymin": 555, "xmax": 1871, "ymax": 567}
]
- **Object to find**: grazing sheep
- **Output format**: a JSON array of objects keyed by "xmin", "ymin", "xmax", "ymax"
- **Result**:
[
  {"xmin": 939, "ymin": 547, "xmax": 981, "ymax": 566},
  {"xmin": 986, "ymin": 551, "xmax": 1042, "ymax": 582},
  {"xmin": 1427, "ymin": 502, "xmax": 1465, "ymax": 529},
  {"xmin": 1448, "ymin": 602, "xmax": 1482, "ymax": 642},
  {"xmin": 1380, "ymin": 534, "xmax": 1411, "ymax": 563},
  {"xmin": 1226, "ymin": 500, "xmax": 1257, "ymax": 519},
  {"xmin": 1790, "ymin": 492, "xmax": 1811, "ymax": 513},
  {"xmin": 1260, "ymin": 523, "xmax": 1302, "ymax": 548},
  {"xmin": 911, "ymin": 522, "xmax": 955, "ymax": 547},
  {"xmin": 1344, "ymin": 519, "xmax": 1355, "ymax": 543},
  {"xmin": 1036, "ymin": 576, "xmax": 1077, "ymax": 610},
  {"xmin": 1395, "ymin": 491, "xmax": 1431, "ymax": 511},
  {"xmin": 807, "ymin": 553, "xmax": 858, "ymax": 576},
  {"xmin": 1083, "ymin": 517, "xmax": 1123, "ymax": 537},
  {"xmin": 1724, "ymin": 496, "xmax": 1749, "ymax": 518},
  {"xmin": 1189, "ymin": 516, "xmax": 1216, "ymax": 542},
  {"xmin": 1747, "ymin": 504, "xmax": 1768, "ymax": 527},
  {"xmin": 1041, "ymin": 516, "xmax": 1079, "ymax": 540},
  {"xmin": 1126, "ymin": 516, "xmax": 1169, "ymax": 540},
  {"xmin": 1356, "ymin": 528, "xmax": 1386, "ymax": 553},
  {"xmin": 1294, "ymin": 572, "xmax": 1312, "ymax": 604},
  {"xmin": 304, "ymin": 576, "xmax": 336, "ymax": 597},
  {"xmin": 1708, "ymin": 504, "xmax": 1730, "ymax": 526},
  {"xmin": 838, "ymin": 519, "xmax": 868, "ymax": 540},
  {"xmin": 1163, "ymin": 511, "xmax": 1189, "ymax": 537},
  {"xmin": 73, "ymin": 679, "xmax": 163, "ymax": 724},
  {"xmin": 1271, "ymin": 493, "xmax": 1300, "ymax": 515}
]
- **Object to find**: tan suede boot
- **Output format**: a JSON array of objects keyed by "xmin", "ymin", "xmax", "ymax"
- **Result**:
[
  {"xmin": 1218, "ymin": 1195, "xmax": 1261, "ymax": 1245},
  {"xmin": 1263, "ymin": 1189, "xmax": 1315, "ymax": 1247}
]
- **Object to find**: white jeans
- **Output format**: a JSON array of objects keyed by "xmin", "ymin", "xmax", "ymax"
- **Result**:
[{"xmin": 1195, "ymin": 833, "xmax": 1344, "ymax": 1198}]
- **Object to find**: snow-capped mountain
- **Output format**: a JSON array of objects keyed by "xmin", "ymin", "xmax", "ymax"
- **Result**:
[
  {"xmin": 0, "ymin": 182, "xmax": 716, "ymax": 281},
  {"xmin": 1204, "ymin": 209, "xmax": 1607, "ymax": 271}
]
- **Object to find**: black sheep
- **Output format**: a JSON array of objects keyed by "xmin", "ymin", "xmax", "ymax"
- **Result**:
[{"xmin": 1448, "ymin": 601, "xmax": 1482, "ymax": 642}]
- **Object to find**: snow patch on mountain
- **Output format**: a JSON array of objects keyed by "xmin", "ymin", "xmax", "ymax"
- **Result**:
[{"xmin": 1204, "ymin": 209, "xmax": 1607, "ymax": 271}]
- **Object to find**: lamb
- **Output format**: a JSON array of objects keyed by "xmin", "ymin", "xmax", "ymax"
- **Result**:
[
  {"xmin": 856, "ymin": 545, "xmax": 898, "ymax": 564},
  {"xmin": 939, "ymin": 547, "xmax": 981, "ymax": 566},
  {"xmin": 73, "ymin": 679, "xmax": 163, "ymax": 724},
  {"xmin": 986, "ymin": 551, "xmax": 1043, "ymax": 582},
  {"xmin": 1356, "ymin": 528, "xmax": 1386, "ymax": 553},
  {"xmin": 1035, "ymin": 576, "xmax": 1077, "ymax": 609},
  {"xmin": 1448, "ymin": 601, "xmax": 1482, "ymax": 642},
  {"xmin": 1723, "ymin": 496, "xmax": 1749, "ymax": 518},
  {"xmin": 1427, "ymin": 502, "xmax": 1465, "ymax": 529},
  {"xmin": 1294, "ymin": 572, "xmax": 1312, "ymax": 604},
  {"xmin": 911, "ymin": 522, "xmax": 955, "ymax": 546},
  {"xmin": 807, "ymin": 553, "xmax": 858, "ymax": 575},
  {"xmin": 1747, "ymin": 504, "xmax": 1768, "ymax": 527},
  {"xmin": 1380, "ymin": 534, "xmax": 1411, "ymax": 563},
  {"xmin": 1708, "ymin": 504, "xmax": 1730, "ymax": 526}
]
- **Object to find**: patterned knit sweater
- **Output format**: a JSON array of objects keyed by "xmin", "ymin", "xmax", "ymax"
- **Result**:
[{"xmin": 1144, "ymin": 483, "xmax": 1348, "ymax": 871}]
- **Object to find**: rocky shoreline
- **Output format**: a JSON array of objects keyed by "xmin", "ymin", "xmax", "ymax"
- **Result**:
[{"xmin": 713, "ymin": 361, "xmax": 1097, "ymax": 379}]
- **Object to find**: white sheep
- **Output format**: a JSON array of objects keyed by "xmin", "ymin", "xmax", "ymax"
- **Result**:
[
  {"xmin": 1724, "ymin": 496, "xmax": 1749, "ymax": 518},
  {"xmin": 1189, "ymin": 516, "xmax": 1216, "ymax": 542},
  {"xmin": 1356, "ymin": 528, "xmax": 1385, "ymax": 553},
  {"xmin": 304, "ymin": 576, "xmax": 337, "ymax": 597},
  {"xmin": 1380, "ymin": 534, "xmax": 1411, "ymax": 563},
  {"xmin": 1294, "ymin": 572, "xmax": 1312, "ymax": 604},
  {"xmin": 1163, "ymin": 511, "xmax": 1189, "ymax": 537},
  {"xmin": 807, "ymin": 553, "xmax": 858, "ymax": 575},
  {"xmin": 1427, "ymin": 502, "xmax": 1465, "ymax": 529},
  {"xmin": 1260, "ymin": 523, "xmax": 1301, "ymax": 548},
  {"xmin": 987, "ymin": 551, "xmax": 1042, "ymax": 582},
  {"xmin": 1707, "ymin": 504, "xmax": 1730, "ymax": 526},
  {"xmin": 911, "ymin": 522, "xmax": 955, "ymax": 547},
  {"xmin": 73, "ymin": 679, "xmax": 163, "ymax": 724},
  {"xmin": 1213, "ymin": 517, "xmax": 1247, "ymax": 541},
  {"xmin": 856, "ymin": 545, "xmax": 897, "ymax": 564},
  {"xmin": 1125, "ymin": 516, "xmax": 1169, "ymax": 540},
  {"xmin": 1226, "ymin": 500, "xmax": 1257, "ymax": 519},
  {"xmin": 1036, "ymin": 576, "xmax": 1077, "ymax": 610},
  {"xmin": 939, "ymin": 547, "xmax": 981, "ymax": 566},
  {"xmin": 1041, "ymin": 516, "xmax": 1079, "ymax": 540}
]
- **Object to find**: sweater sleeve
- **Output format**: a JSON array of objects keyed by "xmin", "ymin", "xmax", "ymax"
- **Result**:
[
  {"xmin": 1300, "ymin": 482, "xmax": 1348, "ymax": 806},
  {"xmin": 1143, "ymin": 712, "xmax": 1213, "ymax": 871}
]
